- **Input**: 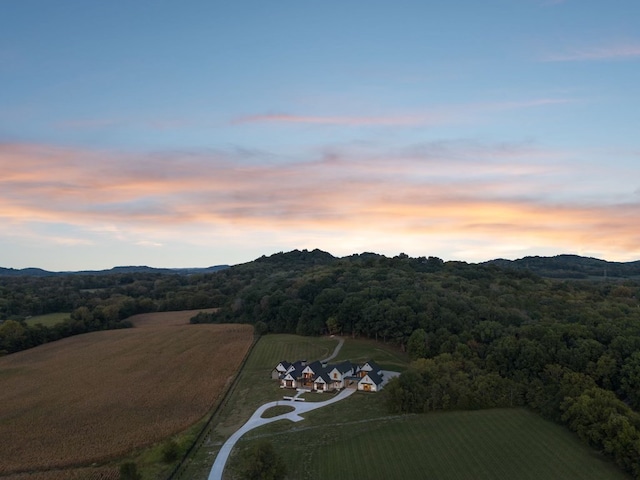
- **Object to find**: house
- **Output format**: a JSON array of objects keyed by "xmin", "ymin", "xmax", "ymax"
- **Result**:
[
  {"xmin": 358, "ymin": 371, "xmax": 384, "ymax": 392},
  {"xmin": 275, "ymin": 359, "xmax": 384, "ymax": 393},
  {"xmin": 271, "ymin": 361, "xmax": 291, "ymax": 379},
  {"xmin": 326, "ymin": 361, "xmax": 355, "ymax": 389},
  {"xmin": 358, "ymin": 360, "xmax": 382, "ymax": 377},
  {"xmin": 313, "ymin": 372, "xmax": 333, "ymax": 392},
  {"xmin": 300, "ymin": 360, "xmax": 324, "ymax": 387}
]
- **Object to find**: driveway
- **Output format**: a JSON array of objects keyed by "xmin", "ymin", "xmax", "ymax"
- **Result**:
[{"xmin": 207, "ymin": 388, "xmax": 356, "ymax": 480}]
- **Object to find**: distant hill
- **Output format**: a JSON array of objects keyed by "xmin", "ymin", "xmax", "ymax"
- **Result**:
[
  {"xmin": 485, "ymin": 254, "xmax": 640, "ymax": 280},
  {"xmin": 3, "ymin": 251, "xmax": 640, "ymax": 280},
  {"xmin": 0, "ymin": 265, "xmax": 229, "ymax": 277}
]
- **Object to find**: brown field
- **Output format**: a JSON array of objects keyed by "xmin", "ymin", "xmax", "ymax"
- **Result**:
[
  {"xmin": 3, "ymin": 466, "xmax": 120, "ymax": 480},
  {"xmin": 128, "ymin": 308, "xmax": 219, "ymax": 328},
  {"xmin": 0, "ymin": 311, "xmax": 253, "ymax": 476}
]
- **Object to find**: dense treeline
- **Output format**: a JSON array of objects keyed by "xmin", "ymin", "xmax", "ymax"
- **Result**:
[{"xmin": 2, "ymin": 250, "xmax": 640, "ymax": 476}]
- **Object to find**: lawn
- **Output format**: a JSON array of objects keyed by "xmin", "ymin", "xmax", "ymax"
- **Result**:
[
  {"xmin": 241, "ymin": 406, "xmax": 630, "ymax": 480},
  {"xmin": 0, "ymin": 313, "xmax": 253, "ymax": 479},
  {"xmin": 331, "ymin": 335, "xmax": 409, "ymax": 371},
  {"xmin": 180, "ymin": 334, "xmax": 341, "ymax": 479},
  {"xmin": 24, "ymin": 312, "xmax": 70, "ymax": 327},
  {"xmin": 184, "ymin": 334, "xmax": 629, "ymax": 480}
]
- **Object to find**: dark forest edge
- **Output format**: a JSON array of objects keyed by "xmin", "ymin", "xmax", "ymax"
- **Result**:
[{"xmin": 2, "ymin": 249, "xmax": 640, "ymax": 477}]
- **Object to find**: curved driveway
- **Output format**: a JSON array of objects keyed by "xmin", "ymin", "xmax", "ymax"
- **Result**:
[{"xmin": 207, "ymin": 388, "xmax": 355, "ymax": 480}]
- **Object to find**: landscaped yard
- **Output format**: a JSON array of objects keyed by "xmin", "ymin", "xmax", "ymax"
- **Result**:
[
  {"xmin": 240, "ymin": 406, "xmax": 631, "ymax": 480},
  {"xmin": 180, "ymin": 334, "xmax": 629, "ymax": 480},
  {"xmin": 331, "ymin": 336, "xmax": 409, "ymax": 372},
  {"xmin": 180, "ymin": 334, "xmax": 342, "ymax": 478}
]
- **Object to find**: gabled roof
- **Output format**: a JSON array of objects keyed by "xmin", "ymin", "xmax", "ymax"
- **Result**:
[
  {"xmin": 314, "ymin": 372, "xmax": 332, "ymax": 384},
  {"xmin": 361, "ymin": 360, "xmax": 382, "ymax": 373},
  {"xmin": 276, "ymin": 361, "xmax": 291, "ymax": 370},
  {"xmin": 328, "ymin": 361, "xmax": 353, "ymax": 374},
  {"xmin": 303, "ymin": 360, "xmax": 323, "ymax": 374},
  {"xmin": 360, "ymin": 370, "xmax": 383, "ymax": 385},
  {"xmin": 286, "ymin": 360, "xmax": 305, "ymax": 374}
]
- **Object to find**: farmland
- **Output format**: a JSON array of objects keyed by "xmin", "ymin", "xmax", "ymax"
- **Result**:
[
  {"xmin": 239, "ymin": 405, "xmax": 631, "ymax": 480},
  {"xmin": 0, "ymin": 311, "xmax": 253, "ymax": 479}
]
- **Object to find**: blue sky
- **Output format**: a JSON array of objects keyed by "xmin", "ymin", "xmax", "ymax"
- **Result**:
[{"xmin": 1, "ymin": 0, "xmax": 639, "ymax": 270}]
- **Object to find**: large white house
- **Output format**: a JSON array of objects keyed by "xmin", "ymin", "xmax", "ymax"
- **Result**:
[{"xmin": 274, "ymin": 359, "xmax": 385, "ymax": 393}]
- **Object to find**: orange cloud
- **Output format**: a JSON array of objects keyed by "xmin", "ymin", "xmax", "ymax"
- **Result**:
[{"xmin": 1, "ymin": 141, "xmax": 638, "ymax": 262}]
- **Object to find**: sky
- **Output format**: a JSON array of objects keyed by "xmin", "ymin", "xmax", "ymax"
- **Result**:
[{"xmin": 1, "ymin": 0, "xmax": 639, "ymax": 270}]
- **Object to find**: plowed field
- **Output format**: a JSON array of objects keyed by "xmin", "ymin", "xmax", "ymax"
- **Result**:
[{"xmin": 0, "ymin": 311, "xmax": 253, "ymax": 476}]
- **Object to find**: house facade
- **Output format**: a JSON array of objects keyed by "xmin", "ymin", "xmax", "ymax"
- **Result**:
[
  {"xmin": 275, "ymin": 359, "xmax": 384, "ymax": 393},
  {"xmin": 357, "ymin": 371, "xmax": 383, "ymax": 392}
]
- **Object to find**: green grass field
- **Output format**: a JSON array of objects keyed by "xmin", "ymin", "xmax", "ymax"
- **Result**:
[
  {"xmin": 24, "ymin": 312, "xmax": 70, "ymax": 327},
  {"xmin": 332, "ymin": 335, "xmax": 409, "ymax": 371},
  {"xmin": 181, "ymin": 334, "xmax": 341, "ymax": 478},
  {"xmin": 183, "ymin": 334, "xmax": 629, "ymax": 480},
  {"xmin": 243, "ymin": 407, "xmax": 630, "ymax": 480}
]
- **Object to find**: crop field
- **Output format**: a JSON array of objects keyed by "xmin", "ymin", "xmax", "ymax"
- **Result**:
[
  {"xmin": 243, "ymin": 407, "xmax": 630, "ymax": 480},
  {"xmin": 24, "ymin": 312, "xmax": 70, "ymax": 327},
  {"xmin": 128, "ymin": 308, "xmax": 218, "ymax": 328},
  {"xmin": 0, "ymin": 312, "xmax": 253, "ymax": 477}
]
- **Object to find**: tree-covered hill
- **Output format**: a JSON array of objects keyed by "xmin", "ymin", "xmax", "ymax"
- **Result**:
[
  {"xmin": 486, "ymin": 254, "xmax": 640, "ymax": 280},
  {"xmin": 2, "ymin": 249, "xmax": 640, "ymax": 475}
]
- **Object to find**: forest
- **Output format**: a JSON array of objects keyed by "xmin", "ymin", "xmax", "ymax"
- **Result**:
[{"xmin": 1, "ymin": 249, "xmax": 640, "ymax": 477}]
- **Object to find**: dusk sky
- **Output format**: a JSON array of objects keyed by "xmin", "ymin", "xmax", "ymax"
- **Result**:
[{"xmin": 1, "ymin": 1, "xmax": 639, "ymax": 270}]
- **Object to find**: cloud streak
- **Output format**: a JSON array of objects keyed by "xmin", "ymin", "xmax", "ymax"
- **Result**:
[
  {"xmin": 232, "ymin": 98, "xmax": 572, "ymax": 128},
  {"xmin": 1, "ymin": 142, "xmax": 638, "ymax": 262},
  {"xmin": 544, "ymin": 43, "xmax": 640, "ymax": 62}
]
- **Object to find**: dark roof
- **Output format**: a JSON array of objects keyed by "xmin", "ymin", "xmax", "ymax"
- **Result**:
[
  {"xmin": 290, "ymin": 360, "xmax": 305, "ymax": 371},
  {"xmin": 277, "ymin": 361, "xmax": 291, "ymax": 369},
  {"xmin": 314, "ymin": 372, "xmax": 333, "ymax": 384},
  {"xmin": 284, "ymin": 365, "xmax": 304, "ymax": 379},
  {"xmin": 330, "ymin": 361, "xmax": 353, "ymax": 373},
  {"xmin": 360, "ymin": 370, "xmax": 383, "ymax": 385},
  {"xmin": 304, "ymin": 360, "xmax": 323, "ymax": 373},
  {"xmin": 362, "ymin": 360, "xmax": 382, "ymax": 373}
]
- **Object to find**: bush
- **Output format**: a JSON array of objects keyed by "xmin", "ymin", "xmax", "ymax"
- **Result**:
[
  {"xmin": 119, "ymin": 462, "xmax": 141, "ymax": 480},
  {"xmin": 161, "ymin": 439, "xmax": 180, "ymax": 463},
  {"xmin": 237, "ymin": 440, "xmax": 287, "ymax": 480}
]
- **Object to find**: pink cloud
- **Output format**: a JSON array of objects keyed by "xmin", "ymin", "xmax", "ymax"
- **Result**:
[
  {"xmin": 1, "ymin": 141, "xmax": 638, "ymax": 261},
  {"xmin": 233, "ymin": 99, "xmax": 571, "ymax": 128}
]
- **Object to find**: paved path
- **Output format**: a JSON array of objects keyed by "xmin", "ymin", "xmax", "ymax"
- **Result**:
[
  {"xmin": 207, "ymin": 387, "xmax": 355, "ymax": 480},
  {"xmin": 320, "ymin": 336, "xmax": 344, "ymax": 363}
]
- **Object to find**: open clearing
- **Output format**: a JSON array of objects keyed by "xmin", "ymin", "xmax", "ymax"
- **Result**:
[
  {"xmin": 0, "ymin": 310, "xmax": 253, "ymax": 478},
  {"xmin": 202, "ymin": 334, "xmax": 627, "ymax": 480},
  {"xmin": 242, "ymin": 402, "xmax": 630, "ymax": 480},
  {"xmin": 24, "ymin": 312, "xmax": 70, "ymax": 327}
]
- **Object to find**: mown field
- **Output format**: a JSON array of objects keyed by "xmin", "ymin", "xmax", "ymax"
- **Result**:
[
  {"xmin": 0, "ymin": 310, "xmax": 253, "ymax": 479},
  {"xmin": 180, "ymin": 334, "xmax": 408, "ymax": 479},
  {"xmin": 241, "ymin": 406, "xmax": 631, "ymax": 480},
  {"xmin": 24, "ymin": 312, "xmax": 69, "ymax": 327},
  {"xmin": 200, "ymin": 334, "xmax": 629, "ymax": 480}
]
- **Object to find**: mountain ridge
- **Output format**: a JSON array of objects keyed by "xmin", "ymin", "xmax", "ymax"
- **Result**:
[{"xmin": 2, "ymin": 251, "xmax": 640, "ymax": 279}]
